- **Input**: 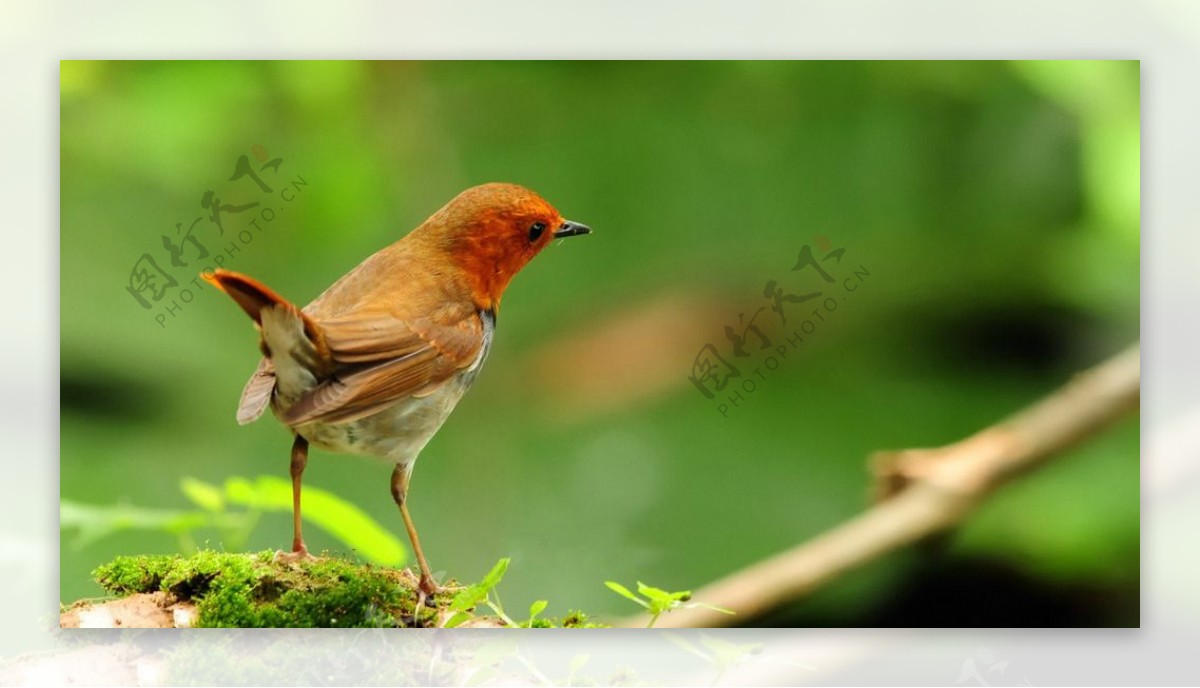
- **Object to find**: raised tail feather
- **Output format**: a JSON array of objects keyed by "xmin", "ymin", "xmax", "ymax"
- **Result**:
[
  {"xmin": 203, "ymin": 268, "xmax": 330, "ymax": 425},
  {"xmin": 203, "ymin": 269, "xmax": 314, "ymax": 335}
]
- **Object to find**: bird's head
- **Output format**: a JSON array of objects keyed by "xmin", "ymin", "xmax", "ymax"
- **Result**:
[{"xmin": 421, "ymin": 182, "xmax": 591, "ymax": 312}]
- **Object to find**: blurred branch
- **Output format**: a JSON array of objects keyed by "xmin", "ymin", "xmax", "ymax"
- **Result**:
[{"xmin": 640, "ymin": 343, "xmax": 1140, "ymax": 628}]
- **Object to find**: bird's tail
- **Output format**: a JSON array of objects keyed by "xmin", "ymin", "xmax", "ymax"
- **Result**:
[
  {"xmin": 204, "ymin": 269, "xmax": 332, "ymax": 423},
  {"xmin": 205, "ymin": 268, "xmax": 292, "ymax": 326},
  {"xmin": 203, "ymin": 269, "xmax": 324, "ymax": 344}
]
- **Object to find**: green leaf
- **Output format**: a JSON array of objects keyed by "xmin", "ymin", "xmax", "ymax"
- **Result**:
[
  {"xmin": 635, "ymin": 582, "xmax": 678, "ymax": 614},
  {"xmin": 223, "ymin": 475, "xmax": 406, "ymax": 566},
  {"xmin": 528, "ymin": 599, "xmax": 548, "ymax": 619},
  {"xmin": 638, "ymin": 581, "xmax": 690, "ymax": 602},
  {"xmin": 450, "ymin": 584, "xmax": 488, "ymax": 612},
  {"xmin": 633, "ymin": 581, "xmax": 695, "ymax": 615},
  {"xmin": 604, "ymin": 581, "xmax": 650, "ymax": 609},
  {"xmin": 479, "ymin": 557, "xmax": 510, "ymax": 591},
  {"xmin": 443, "ymin": 610, "xmax": 472, "ymax": 628},
  {"xmin": 636, "ymin": 581, "xmax": 670, "ymax": 598},
  {"xmin": 179, "ymin": 477, "xmax": 225, "ymax": 512}
]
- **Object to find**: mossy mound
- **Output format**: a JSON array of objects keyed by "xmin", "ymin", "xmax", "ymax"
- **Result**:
[
  {"xmin": 92, "ymin": 550, "xmax": 453, "ymax": 628},
  {"xmin": 84, "ymin": 551, "xmax": 608, "ymax": 628}
]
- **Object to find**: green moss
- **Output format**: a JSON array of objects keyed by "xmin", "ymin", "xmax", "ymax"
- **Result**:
[
  {"xmin": 511, "ymin": 612, "xmax": 608, "ymax": 628},
  {"xmin": 92, "ymin": 552, "xmax": 181, "ymax": 594},
  {"xmin": 556, "ymin": 610, "xmax": 606, "ymax": 628},
  {"xmin": 514, "ymin": 612, "xmax": 609, "ymax": 628},
  {"xmin": 89, "ymin": 551, "xmax": 607, "ymax": 628},
  {"xmin": 92, "ymin": 551, "xmax": 454, "ymax": 628},
  {"xmin": 542, "ymin": 612, "xmax": 604, "ymax": 629}
]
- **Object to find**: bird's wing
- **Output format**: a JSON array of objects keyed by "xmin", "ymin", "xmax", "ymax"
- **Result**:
[
  {"xmin": 280, "ymin": 307, "xmax": 484, "ymax": 426},
  {"xmin": 237, "ymin": 357, "xmax": 276, "ymax": 425}
]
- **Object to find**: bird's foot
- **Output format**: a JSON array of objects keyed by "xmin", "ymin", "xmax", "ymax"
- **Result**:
[
  {"xmin": 419, "ymin": 578, "xmax": 446, "ymax": 598},
  {"xmin": 417, "ymin": 576, "xmax": 463, "ymax": 601},
  {"xmin": 273, "ymin": 547, "xmax": 317, "ymax": 564}
]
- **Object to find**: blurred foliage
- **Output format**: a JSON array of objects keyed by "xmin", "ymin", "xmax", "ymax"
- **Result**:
[
  {"xmin": 62, "ymin": 475, "xmax": 407, "ymax": 566},
  {"xmin": 60, "ymin": 60, "xmax": 1138, "ymax": 626}
]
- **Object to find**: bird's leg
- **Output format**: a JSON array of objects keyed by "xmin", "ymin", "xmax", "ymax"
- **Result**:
[
  {"xmin": 276, "ymin": 435, "xmax": 314, "ymax": 563},
  {"xmin": 391, "ymin": 464, "xmax": 440, "ymax": 596}
]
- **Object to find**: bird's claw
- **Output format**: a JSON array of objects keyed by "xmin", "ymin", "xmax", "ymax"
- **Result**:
[
  {"xmin": 418, "ymin": 578, "xmax": 463, "ymax": 602},
  {"xmin": 274, "ymin": 548, "xmax": 317, "ymax": 564}
]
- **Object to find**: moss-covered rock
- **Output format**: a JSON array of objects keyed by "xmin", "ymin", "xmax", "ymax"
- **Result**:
[
  {"xmin": 92, "ymin": 551, "xmax": 453, "ymax": 628},
  {"xmin": 84, "ymin": 550, "xmax": 609, "ymax": 629}
]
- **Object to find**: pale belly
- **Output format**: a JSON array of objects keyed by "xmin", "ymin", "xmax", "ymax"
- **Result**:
[
  {"xmin": 289, "ymin": 373, "xmax": 474, "ymax": 466},
  {"xmin": 267, "ymin": 310, "xmax": 494, "ymax": 468}
]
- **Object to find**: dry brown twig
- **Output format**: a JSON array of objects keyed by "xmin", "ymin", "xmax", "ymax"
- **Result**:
[{"xmin": 637, "ymin": 344, "xmax": 1140, "ymax": 628}]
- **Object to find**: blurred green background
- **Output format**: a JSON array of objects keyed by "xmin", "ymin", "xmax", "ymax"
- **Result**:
[{"xmin": 60, "ymin": 60, "xmax": 1139, "ymax": 626}]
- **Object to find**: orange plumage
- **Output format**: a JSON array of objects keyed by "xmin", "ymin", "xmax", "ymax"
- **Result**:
[{"xmin": 205, "ymin": 183, "xmax": 591, "ymax": 595}]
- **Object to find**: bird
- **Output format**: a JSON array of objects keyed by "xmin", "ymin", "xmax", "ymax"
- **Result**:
[{"xmin": 203, "ymin": 182, "xmax": 591, "ymax": 596}]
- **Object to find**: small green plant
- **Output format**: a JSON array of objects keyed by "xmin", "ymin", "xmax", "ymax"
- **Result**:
[
  {"xmin": 605, "ymin": 580, "xmax": 734, "ymax": 628},
  {"xmin": 439, "ymin": 559, "xmax": 608, "ymax": 628},
  {"xmin": 526, "ymin": 598, "xmax": 548, "ymax": 626},
  {"xmin": 443, "ymin": 557, "xmax": 515, "ymax": 627}
]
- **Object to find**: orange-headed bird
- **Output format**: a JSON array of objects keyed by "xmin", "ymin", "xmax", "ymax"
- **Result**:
[{"xmin": 205, "ymin": 183, "xmax": 591, "ymax": 595}]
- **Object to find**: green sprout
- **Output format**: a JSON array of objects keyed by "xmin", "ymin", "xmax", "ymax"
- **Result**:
[
  {"xmin": 605, "ymin": 580, "xmax": 734, "ymax": 628},
  {"xmin": 443, "ymin": 557, "xmax": 516, "ymax": 627},
  {"xmin": 526, "ymin": 599, "xmax": 549, "ymax": 627}
]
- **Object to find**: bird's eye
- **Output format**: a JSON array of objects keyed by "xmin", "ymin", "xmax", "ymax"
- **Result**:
[{"xmin": 528, "ymin": 222, "xmax": 547, "ymax": 242}]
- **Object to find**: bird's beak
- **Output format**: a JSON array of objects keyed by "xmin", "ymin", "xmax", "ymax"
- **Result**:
[{"xmin": 554, "ymin": 220, "xmax": 592, "ymax": 239}]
